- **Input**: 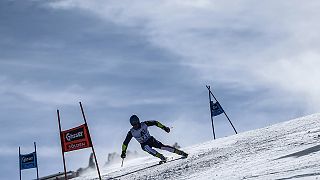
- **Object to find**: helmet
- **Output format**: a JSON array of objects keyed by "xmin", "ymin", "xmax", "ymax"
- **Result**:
[{"xmin": 130, "ymin": 115, "xmax": 140, "ymax": 126}]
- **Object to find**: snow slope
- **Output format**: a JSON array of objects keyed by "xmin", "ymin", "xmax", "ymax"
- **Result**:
[{"xmin": 75, "ymin": 114, "xmax": 320, "ymax": 180}]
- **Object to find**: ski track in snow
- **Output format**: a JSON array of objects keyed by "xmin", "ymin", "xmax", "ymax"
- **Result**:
[{"xmin": 74, "ymin": 114, "xmax": 320, "ymax": 180}]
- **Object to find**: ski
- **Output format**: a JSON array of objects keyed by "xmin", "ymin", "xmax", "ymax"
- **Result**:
[
  {"xmin": 158, "ymin": 156, "xmax": 187, "ymax": 165},
  {"xmin": 107, "ymin": 156, "xmax": 188, "ymax": 179}
]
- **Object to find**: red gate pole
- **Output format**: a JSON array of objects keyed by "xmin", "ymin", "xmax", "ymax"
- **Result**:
[
  {"xmin": 79, "ymin": 102, "xmax": 102, "ymax": 180},
  {"xmin": 57, "ymin": 110, "xmax": 68, "ymax": 180}
]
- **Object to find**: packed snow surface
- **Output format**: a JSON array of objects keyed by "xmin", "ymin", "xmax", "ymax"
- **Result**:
[{"xmin": 75, "ymin": 114, "xmax": 320, "ymax": 179}]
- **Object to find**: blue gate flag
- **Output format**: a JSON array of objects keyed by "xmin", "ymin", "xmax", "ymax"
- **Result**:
[
  {"xmin": 20, "ymin": 152, "xmax": 37, "ymax": 170},
  {"xmin": 210, "ymin": 101, "xmax": 224, "ymax": 116}
]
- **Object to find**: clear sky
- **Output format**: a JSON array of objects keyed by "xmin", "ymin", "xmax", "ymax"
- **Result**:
[{"xmin": 1, "ymin": 0, "xmax": 320, "ymax": 179}]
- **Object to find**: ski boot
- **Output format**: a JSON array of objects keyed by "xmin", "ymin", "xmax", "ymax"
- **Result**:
[
  {"xmin": 175, "ymin": 149, "xmax": 188, "ymax": 158},
  {"xmin": 157, "ymin": 153, "xmax": 167, "ymax": 164}
]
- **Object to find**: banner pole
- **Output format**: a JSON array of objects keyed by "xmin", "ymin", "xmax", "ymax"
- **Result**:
[
  {"xmin": 34, "ymin": 142, "xmax": 39, "ymax": 180},
  {"xmin": 206, "ymin": 85, "xmax": 237, "ymax": 134},
  {"xmin": 79, "ymin": 102, "xmax": 102, "ymax": 180},
  {"xmin": 206, "ymin": 85, "xmax": 216, "ymax": 140},
  {"xmin": 57, "ymin": 110, "xmax": 68, "ymax": 180},
  {"xmin": 19, "ymin": 146, "xmax": 21, "ymax": 180},
  {"xmin": 223, "ymin": 111, "xmax": 237, "ymax": 134}
]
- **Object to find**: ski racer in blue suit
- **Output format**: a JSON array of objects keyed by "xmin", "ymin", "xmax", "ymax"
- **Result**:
[{"xmin": 121, "ymin": 115, "xmax": 188, "ymax": 163}]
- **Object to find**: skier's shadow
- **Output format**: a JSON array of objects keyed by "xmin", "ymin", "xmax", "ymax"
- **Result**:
[
  {"xmin": 275, "ymin": 144, "xmax": 320, "ymax": 160},
  {"xmin": 106, "ymin": 157, "xmax": 184, "ymax": 180}
]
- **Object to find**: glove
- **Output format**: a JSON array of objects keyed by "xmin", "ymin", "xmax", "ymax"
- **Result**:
[
  {"xmin": 121, "ymin": 151, "xmax": 126, "ymax": 159},
  {"xmin": 164, "ymin": 126, "xmax": 170, "ymax": 133}
]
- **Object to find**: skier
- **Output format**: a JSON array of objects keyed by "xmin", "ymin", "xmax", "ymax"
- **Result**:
[{"xmin": 121, "ymin": 115, "xmax": 188, "ymax": 163}]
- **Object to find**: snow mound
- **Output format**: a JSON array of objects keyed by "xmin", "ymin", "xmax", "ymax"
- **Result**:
[{"xmin": 75, "ymin": 113, "xmax": 320, "ymax": 180}]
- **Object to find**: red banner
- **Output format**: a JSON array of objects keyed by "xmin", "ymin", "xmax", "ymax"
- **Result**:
[{"xmin": 61, "ymin": 124, "xmax": 92, "ymax": 152}]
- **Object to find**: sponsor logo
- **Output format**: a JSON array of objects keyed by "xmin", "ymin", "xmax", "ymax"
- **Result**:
[
  {"xmin": 66, "ymin": 131, "xmax": 84, "ymax": 142},
  {"xmin": 21, "ymin": 156, "xmax": 34, "ymax": 163},
  {"xmin": 64, "ymin": 127, "xmax": 85, "ymax": 142}
]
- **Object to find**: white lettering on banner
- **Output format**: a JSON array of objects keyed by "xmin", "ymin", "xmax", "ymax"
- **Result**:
[
  {"xmin": 68, "ymin": 142, "xmax": 86, "ymax": 149},
  {"xmin": 66, "ymin": 131, "xmax": 84, "ymax": 142},
  {"xmin": 22, "ymin": 156, "xmax": 34, "ymax": 163}
]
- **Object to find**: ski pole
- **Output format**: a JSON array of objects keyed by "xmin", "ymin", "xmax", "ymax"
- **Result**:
[{"xmin": 121, "ymin": 158, "xmax": 124, "ymax": 167}]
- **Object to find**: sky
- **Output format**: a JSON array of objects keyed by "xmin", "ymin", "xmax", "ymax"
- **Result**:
[{"xmin": 0, "ymin": 0, "xmax": 320, "ymax": 179}]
